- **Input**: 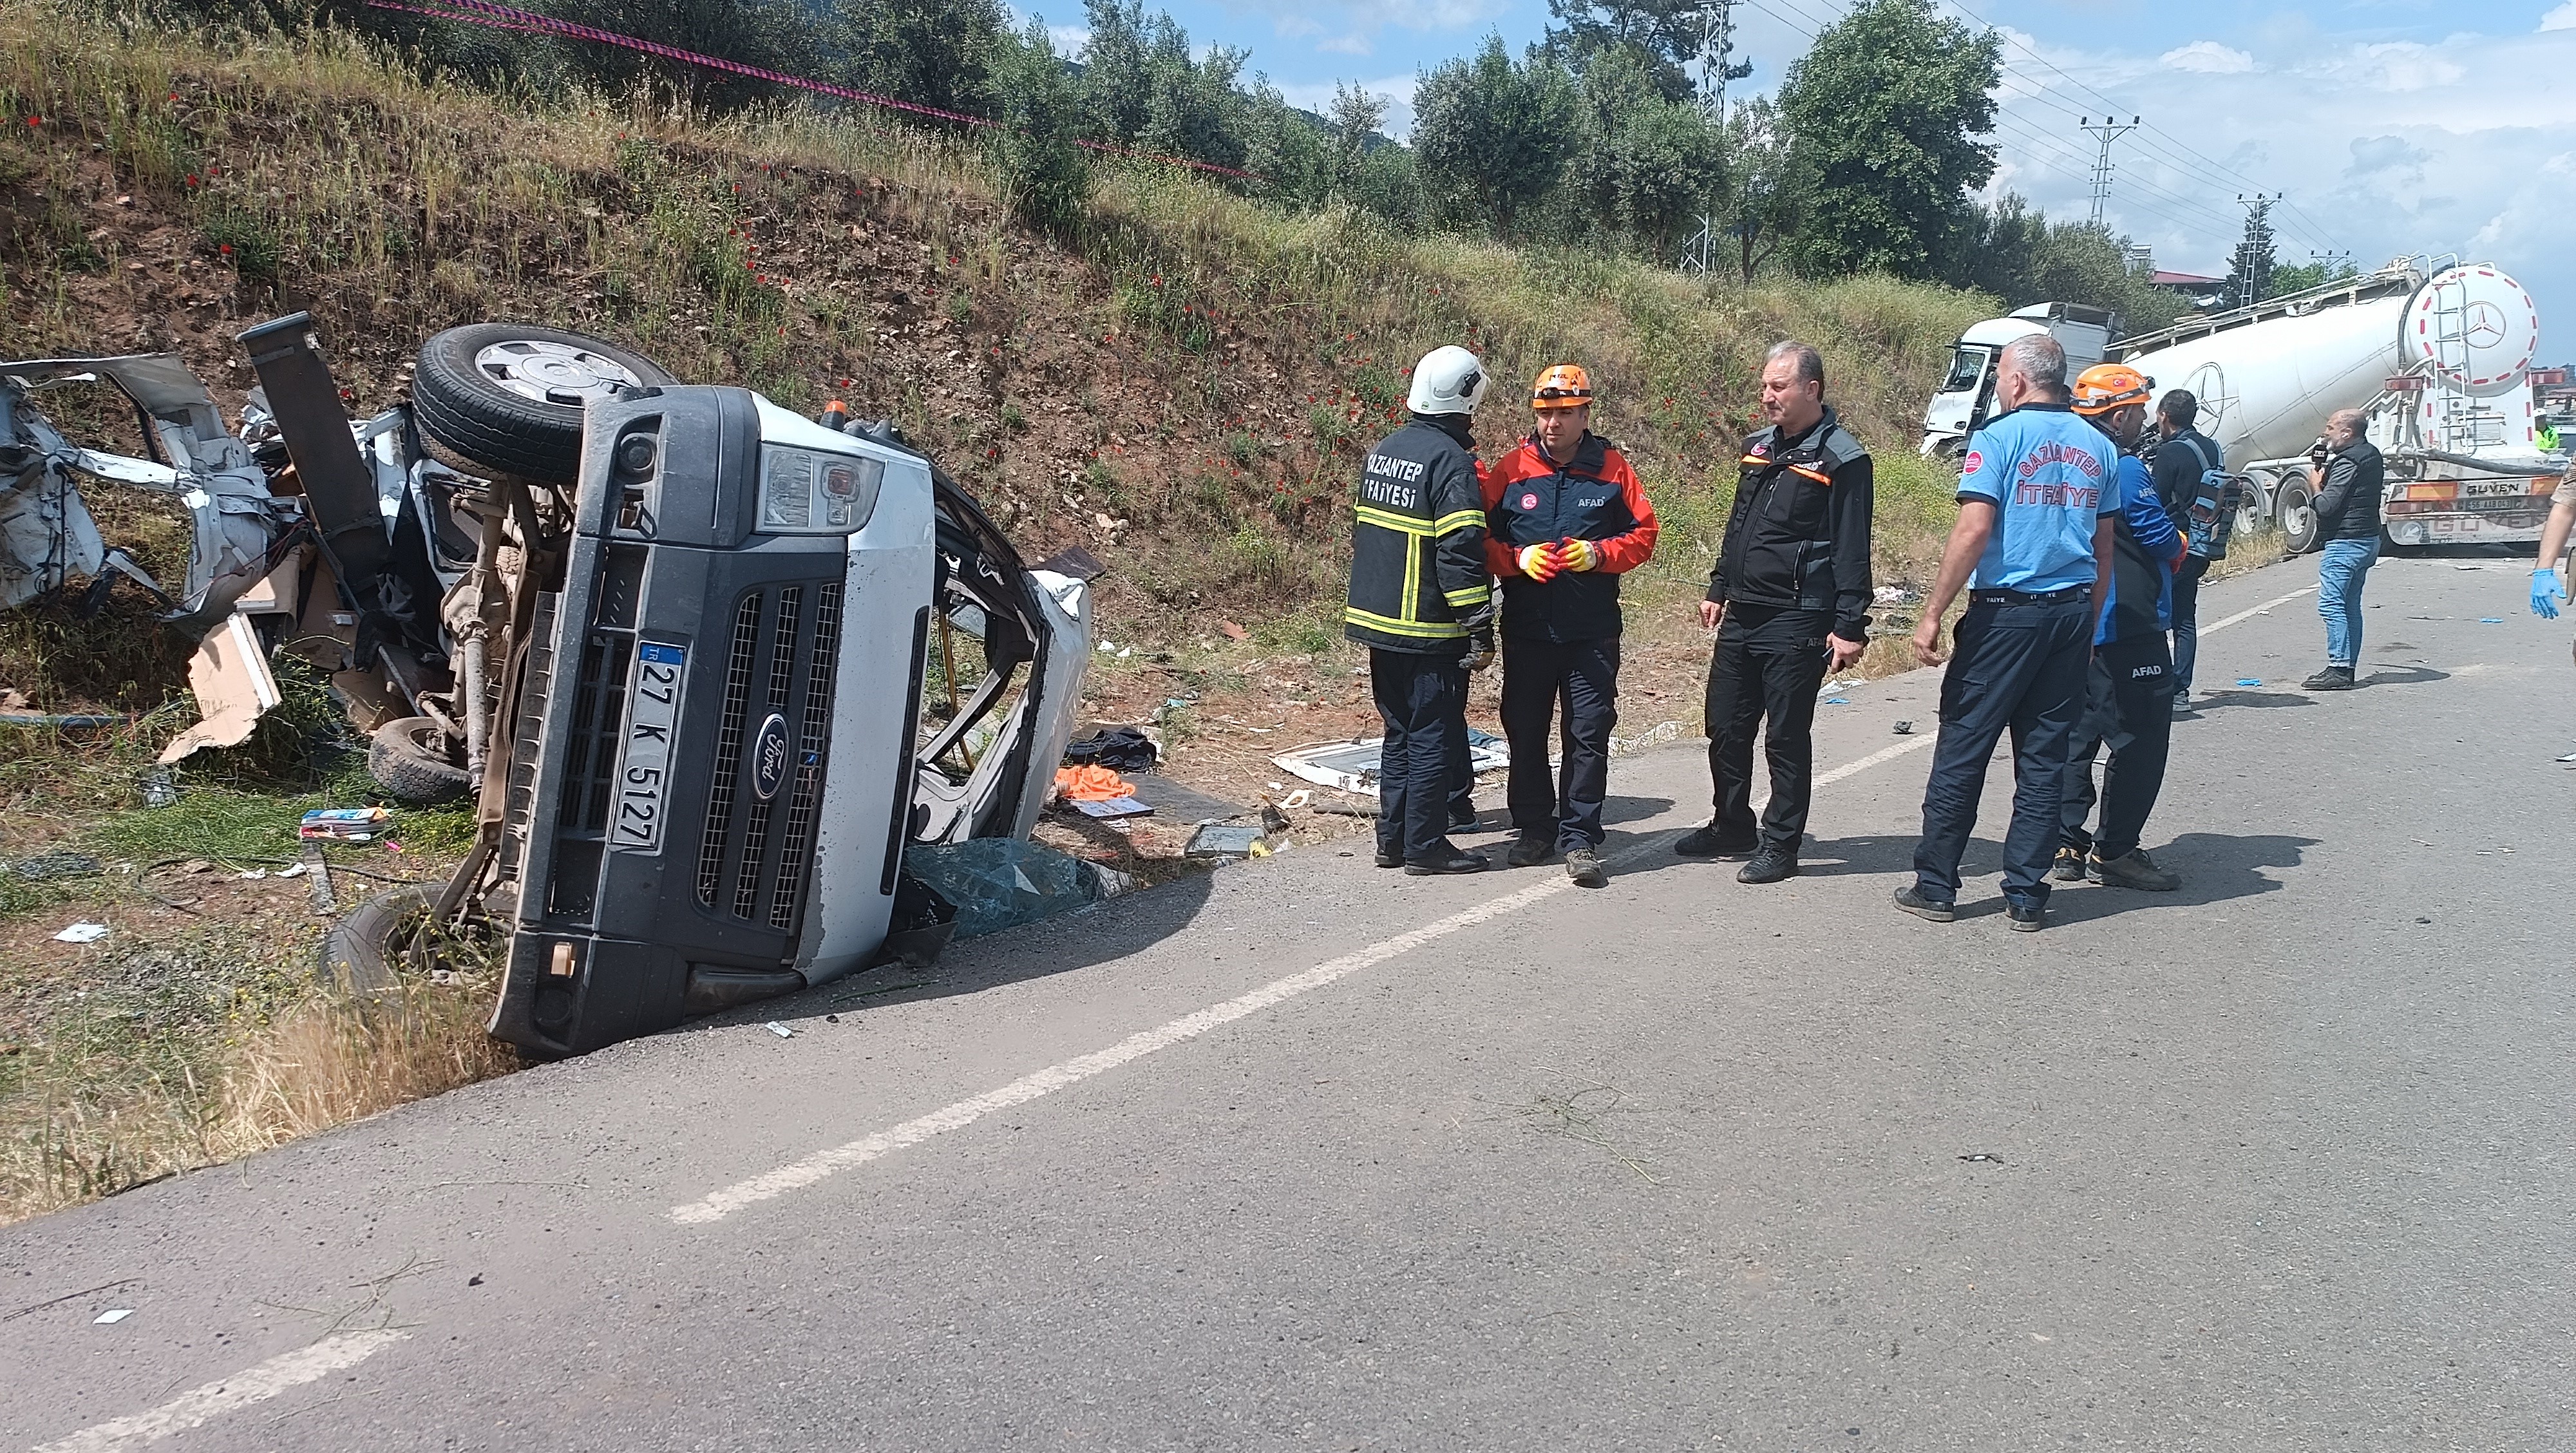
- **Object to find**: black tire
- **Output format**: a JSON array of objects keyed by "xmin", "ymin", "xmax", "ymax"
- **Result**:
[
  {"xmin": 2277, "ymin": 480, "xmax": 2320, "ymax": 554},
  {"xmin": 411, "ymin": 323, "xmax": 676, "ymax": 484},
  {"xmin": 369, "ymin": 716, "xmax": 473, "ymax": 804},
  {"xmin": 317, "ymin": 883, "xmax": 437, "ymax": 998}
]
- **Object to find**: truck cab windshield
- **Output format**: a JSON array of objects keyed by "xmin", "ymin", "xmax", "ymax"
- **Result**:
[{"xmin": 1941, "ymin": 345, "xmax": 1991, "ymax": 395}]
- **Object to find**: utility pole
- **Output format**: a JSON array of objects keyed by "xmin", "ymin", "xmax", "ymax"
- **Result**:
[
  {"xmin": 2230, "ymin": 193, "xmax": 2282, "ymax": 308},
  {"xmin": 2309, "ymin": 248, "xmax": 2353, "ymax": 281},
  {"xmin": 1681, "ymin": 0, "xmax": 1753, "ymax": 278},
  {"xmin": 2079, "ymin": 115, "xmax": 2139, "ymax": 229},
  {"xmin": 1695, "ymin": 0, "xmax": 1747, "ymax": 123}
]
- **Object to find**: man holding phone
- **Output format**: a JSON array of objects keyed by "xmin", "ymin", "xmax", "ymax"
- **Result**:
[{"xmin": 1677, "ymin": 341, "xmax": 1875, "ymax": 884}]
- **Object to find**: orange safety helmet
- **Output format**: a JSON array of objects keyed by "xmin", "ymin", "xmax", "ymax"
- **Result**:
[
  {"xmin": 1531, "ymin": 364, "xmax": 1594, "ymax": 410},
  {"xmin": 2071, "ymin": 363, "xmax": 2154, "ymax": 415}
]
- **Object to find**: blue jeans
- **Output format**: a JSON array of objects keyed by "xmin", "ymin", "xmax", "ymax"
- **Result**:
[
  {"xmin": 2316, "ymin": 538, "xmax": 2380, "ymax": 669},
  {"xmin": 2170, "ymin": 555, "xmax": 2209, "ymax": 698},
  {"xmin": 1913, "ymin": 596, "xmax": 2094, "ymax": 909}
]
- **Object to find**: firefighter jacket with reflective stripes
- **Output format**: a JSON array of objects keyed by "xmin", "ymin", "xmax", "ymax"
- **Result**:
[
  {"xmin": 1708, "ymin": 406, "xmax": 1876, "ymax": 642},
  {"xmin": 1343, "ymin": 415, "xmax": 1492, "ymax": 656},
  {"xmin": 1480, "ymin": 432, "xmax": 1660, "ymax": 643}
]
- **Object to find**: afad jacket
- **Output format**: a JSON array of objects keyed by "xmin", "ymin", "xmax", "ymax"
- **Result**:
[
  {"xmin": 2098, "ymin": 450, "xmax": 2188, "ymax": 647},
  {"xmin": 1479, "ymin": 432, "xmax": 1659, "ymax": 642},
  {"xmin": 1707, "ymin": 406, "xmax": 1875, "ymax": 643},
  {"xmin": 1343, "ymin": 414, "xmax": 1492, "ymax": 656}
]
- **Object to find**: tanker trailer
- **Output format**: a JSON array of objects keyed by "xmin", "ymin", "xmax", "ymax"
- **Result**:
[{"xmin": 2109, "ymin": 261, "xmax": 2561, "ymax": 552}]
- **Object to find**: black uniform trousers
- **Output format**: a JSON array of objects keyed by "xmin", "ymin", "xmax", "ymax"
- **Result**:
[
  {"xmin": 1911, "ymin": 595, "xmax": 2092, "ymax": 908},
  {"xmin": 2060, "ymin": 632, "xmax": 2174, "ymax": 862},
  {"xmin": 1369, "ymin": 648, "xmax": 1470, "ymax": 864},
  {"xmin": 1499, "ymin": 634, "xmax": 1620, "ymax": 850},
  {"xmin": 1704, "ymin": 604, "xmax": 1832, "ymax": 852}
]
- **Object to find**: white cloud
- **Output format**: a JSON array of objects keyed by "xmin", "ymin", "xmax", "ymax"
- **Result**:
[
  {"xmin": 1050, "ymin": 24, "xmax": 1091, "ymax": 56},
  {"xmin": 2161, "ymin": 41, "xmax": 2257, "ymax": 74},
  {"xmin": 1978, "ymin": 24, "xmax": 2576, "ymax": 350},
  {"xmin": 2542, "ymin": 1, "xmax": 2576, "ymax": 32},
  {"xmin": 2334, "ymin": 42, "xmax": 2468, "ymax": 91},
  {"xmin": 1372, "ymin": 0, "xmax": 1504, "ymax": 29},
  {"xmin": 1273, "ymin": 74, "xmax": 1420, "ymax": 138}
]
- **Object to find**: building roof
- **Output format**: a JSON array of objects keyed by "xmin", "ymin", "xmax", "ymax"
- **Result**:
[{"xmin": 2150, "ymin": 270, "xmax": 2227, "ymax": 287}]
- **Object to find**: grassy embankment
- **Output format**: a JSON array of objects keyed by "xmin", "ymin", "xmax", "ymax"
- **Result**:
[{"xmin": 0, "ymin": 0, "xmax": 1997, "ymax": 1221}]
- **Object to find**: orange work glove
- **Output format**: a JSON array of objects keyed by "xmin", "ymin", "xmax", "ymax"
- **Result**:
[
  {"xmin": 1558, "ymin": 537, "xmax": 1601, "ymax": 573},
  {"xmin": 1517, "ymin": 542, "xmax": 1563, "ymax": 582}
]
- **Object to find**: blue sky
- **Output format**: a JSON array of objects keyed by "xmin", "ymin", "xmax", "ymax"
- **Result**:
[{"xmin": 1019, "ymin": 1, "xmax": 2576, "ymax": 350}]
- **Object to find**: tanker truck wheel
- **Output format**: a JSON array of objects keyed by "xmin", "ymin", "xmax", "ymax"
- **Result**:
[{"xmin": 2277, "ymin": 480, "xmax": 2320, "ymax": 554}]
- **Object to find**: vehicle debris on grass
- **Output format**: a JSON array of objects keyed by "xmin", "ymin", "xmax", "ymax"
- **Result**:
[{"xmin": 7, "ymin": 312, "xmax": 1099, "ymax": 1059}]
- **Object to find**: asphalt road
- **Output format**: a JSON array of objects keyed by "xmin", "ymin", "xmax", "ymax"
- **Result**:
[{"xmin": 6, "ymin": 551, "xmax": 2571, "ymax": 1452}]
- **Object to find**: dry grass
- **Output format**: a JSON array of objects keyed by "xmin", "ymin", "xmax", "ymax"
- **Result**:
[
  {"xmin": 1, "ymin": 926, "xmax": 511, "ymax": 1226},
  {"xmin": 0, "ymin": 0, "xmax": 2004, "ymax": 1221},
  {"xmin": 216, "ymin": 974, "xmax": 515, "ymax": 1154}
]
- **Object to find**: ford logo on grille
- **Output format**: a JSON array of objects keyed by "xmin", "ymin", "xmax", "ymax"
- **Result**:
[{"xmin": 748, "ymin": 713, "xmax": 791, "ymax": 802}]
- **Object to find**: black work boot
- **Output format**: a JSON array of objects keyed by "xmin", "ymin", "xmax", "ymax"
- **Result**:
[
  {"xmin": 1674, "ymin": 824, "xmax": 1757, "ymax": 859},
  {"xmin": 2089, "ymin": 847, "xmax": 2181, "ymax": 891},
  {"xmin": 1505, "ymin": 833, "xmax": 1553, "ymax": 868},
  {"xmin": 1891, "ymin": 886, "xmax": 1955, "ymax": 922},
  {"xmin": 2302, "ymin": 666, "xmax": 2356, "ymax": 691},
  {"xmin": 1404, "ymin": 848, "xmax": 1488, "ymax": 876},
  {"xmin": 1565, "ymin": 846, "xmax": 1608, "ymax": 888},
  {"xmin": 1736, "ymin": 846, "xmax": 1799, "ymax": 884},
  {"xmin": 2052, "ymin": 846, "xmax": 2089, "ymax": 882}
]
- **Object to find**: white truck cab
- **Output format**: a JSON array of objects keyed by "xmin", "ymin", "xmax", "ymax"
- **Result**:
[{"xmin": 1920, "ymin": 303, "xmax": 2119, "ymax": 457}]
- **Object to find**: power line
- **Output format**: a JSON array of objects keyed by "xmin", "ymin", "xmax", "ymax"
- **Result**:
[
  {"xmin": 2079, "ymin": 114, "xmax": 2139, "ymax": 227},
  {"xmin": 1932, "ymin": 0, "xmax": 2343, "ymax": 251},
  {"xmin": 1728, "ymin": 0, "xmax": 2304, "ymax": 260}
]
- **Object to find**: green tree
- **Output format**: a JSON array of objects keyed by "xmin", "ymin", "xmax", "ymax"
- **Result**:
[
  {"xmin": 1075, "ymin": 0, "xmax": 1249, "ymax": 172},
  {"xmin": 1717, "ymin": 97, "xmax": 1804, "ymax": 283},
  {"xmin": 987, "ymin": 19, "xmax": 1091, "ymax": 234},
  {"xmin": 828, "ymin": 0, "xmax": 1004, "ymax": 116},
  {"xmin": 1566, "ymin": 46, "xmax": 1720, "ymax": 255},
  {"xmin": 1241, "ymin": 79, "xmax": 1329, "ymax": 206},
  {"xmin": 2222, "ymin": 202, "xmax": 2278, "ymax": 309},
  {"xmin": 1943, "ymin": 195, "xmax": 2185, "ymax": 332},
  {"xmin": 1937, "ymin": 191, "xmax": 2045, "ymax": 301},
  {"xmin": 1326, "ymin": 82, "xmax": 1387, "ymax": 193},
  {"xmin": 1542, "ymin": 0, "xmax": 1708, "ymax": 100},
  {"xmin": 1412, "ymin": 34, "xmax": 1579, "ymax": 236},
  {"xmin": 1776, "ymin": 0, "xmax": 2000, "ymax": 279},
  {"xmin": 2262, "ymin": 256, "xmax": 2356, "ymax": 299},
  {"xmin": 551, "ymin": 0, "xmax": 824, "ymax": 109}
]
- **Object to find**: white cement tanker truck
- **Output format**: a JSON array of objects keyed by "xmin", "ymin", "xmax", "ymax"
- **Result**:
[{"xmin": 1920, "ymin": 260, "xmax": 2564, "ymax": 552}]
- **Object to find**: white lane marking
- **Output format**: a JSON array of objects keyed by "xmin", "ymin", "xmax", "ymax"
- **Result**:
[
  {"xmin": 669, "ymin": 859, "xmax": 1623, "ymax": 1224},
  {"xmin": 1814, "ymin": 734, "xmax": 1935, "ymax": 781},
  {"xmin": 2200, "ymin": 583, "xmax": 2316, "ymax": 637},
  {"xmin": 673, "ymin": 579, "xmax": 2324, "ymax": 1224},
  {"xmin": 32, "ymin": 1330, "xmax": 408, "ymax": 1453}
]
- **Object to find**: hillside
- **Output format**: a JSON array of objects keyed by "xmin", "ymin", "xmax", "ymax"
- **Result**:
[
  {"xmin": 1, "ymin": 0, "xmax": 1985, "ymax": 651},
  {"xmin": 0, "ymin": 0, "xmax": 1994, "ymax": 1217}
]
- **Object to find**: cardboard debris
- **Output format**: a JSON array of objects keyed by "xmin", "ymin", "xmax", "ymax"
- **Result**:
[{"xmin": 158, "ymin": 614, "xmax": 283, "ymax": 763}]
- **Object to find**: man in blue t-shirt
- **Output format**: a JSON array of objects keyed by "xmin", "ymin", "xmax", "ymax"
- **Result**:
[
  {"xmin": 2058, "ymin": 365, "xmax": 2188, "ymax": 893},
  {"xmin": 1897, "ymin": 333, "xmax": 2118, "ymax": 932}
]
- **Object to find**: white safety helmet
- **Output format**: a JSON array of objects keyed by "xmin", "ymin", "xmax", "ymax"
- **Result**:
[{"xmin": 1406, "ymin": 345, "xmax": 1489, "ymax": 417}]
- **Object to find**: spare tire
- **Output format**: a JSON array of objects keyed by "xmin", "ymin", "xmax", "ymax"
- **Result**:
[
  {"xmin": 412, "ymin": 323, "xmax": 676, "ymax": 484},
  {"xmin": 317, "ymin": 882, "xmax": 437, "ymax": 998},
  {"xmin": 369, "ymin": 716, "xmax": 473, "ymax": 804}
]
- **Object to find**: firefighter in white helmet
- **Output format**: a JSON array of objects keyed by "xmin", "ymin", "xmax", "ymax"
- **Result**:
[{"xmin": 1344, "ymin": 345, "xmax": 1496, "ymax": 874}]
